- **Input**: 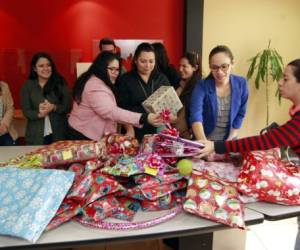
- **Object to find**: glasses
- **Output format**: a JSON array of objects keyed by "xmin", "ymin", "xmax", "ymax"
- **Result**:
[
  {"xmin": 107, "ymin": 67, "xmax": 120, "ymax": 73},
  {"xmin": 210, "ymin": 63, "xmax": 230, "ymax": 73}
]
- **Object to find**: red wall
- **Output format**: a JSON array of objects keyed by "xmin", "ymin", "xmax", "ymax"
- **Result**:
[{"xmin": 0, "ymin": 0, "xmax": 184, "ymax": 108}]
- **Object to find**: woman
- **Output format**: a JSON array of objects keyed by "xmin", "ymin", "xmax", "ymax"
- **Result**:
[
  {"xmin": 190, "ymin": 45, "xmax": 248, "ymax": 141},
  {"xmin": 117, "ymin": 42, "xmax": 170, "ymax": 141},
  {"xmin": 197, "ymin": 59, "xmax": 300, "ymax": 250},
  {"xmin": 68, "ymin": 51, "xmax": 162, "ymax": 141},
  {"xmin": 152, "ymin": 42, "xmax": 180, "ymax": 88},
  {"xmin": 20, "ymin": 52, "xmax": 72, "ymax": 145},
  {"xmin": 0, "ymin": 81, "xmax": 18, "ymax": 145},
  {"xmin": 175, "ymin": 52, "xmax": 202, "ymax": 139}
]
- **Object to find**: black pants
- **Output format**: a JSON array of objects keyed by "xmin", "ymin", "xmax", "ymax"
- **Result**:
[{"xmin": 67, "ymin": 125, "xmax": 91, "ymax": 140}]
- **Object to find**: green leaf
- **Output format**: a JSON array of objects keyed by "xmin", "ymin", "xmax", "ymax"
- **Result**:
[{"xmin": 247, "ymin": 52, "xmax": 260, "ymax": 80}]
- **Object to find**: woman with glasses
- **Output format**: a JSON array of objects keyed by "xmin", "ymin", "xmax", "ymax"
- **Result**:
[
  {"xmin": 117, "ymin": 43, "xmax": 170, "ymax": 141},
  {"xmin": 196, "ymin": 59, "xmax": 300, "ymax": 250},
  {"xmin": 190, "ymin": 45, "xmax": 248, "ymax": 141},
  {"xmin": 68, "ymin": 51, "xmax": 162, "ymax": 141},
  {"xmin": 21, "ymin": 52, "xmax": 72, "ymax": 145}
]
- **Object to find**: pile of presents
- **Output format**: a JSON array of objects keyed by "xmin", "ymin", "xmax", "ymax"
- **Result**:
[
  {"xmin": 0, "ymin": 86, "xmax": 299, "ymax": 243},
  {"xmin": 1, "ymin": 129, "xmax": 300, "ymax": 243}
]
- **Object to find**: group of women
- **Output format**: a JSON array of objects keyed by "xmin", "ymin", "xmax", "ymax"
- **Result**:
[{"xmin": 1, "ymin": 41, "xmax": 300, "ymax": 248}]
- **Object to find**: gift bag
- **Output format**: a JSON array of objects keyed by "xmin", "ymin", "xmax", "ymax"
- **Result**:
[
  {"xmin": 0, "ymin": 167, "xmax": 74, "ymax": 242},
  {"xmin": 184, "ymin": 171, "xmax": 245, "ymax": 229},
  {"xmin": 237, "ymin": 150, "xmax": 300, "ymax": 205}
]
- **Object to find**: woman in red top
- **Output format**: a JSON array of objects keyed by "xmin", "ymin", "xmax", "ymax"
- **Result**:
[{"xmin": 197, "ymin": 59, "xmax": 300, "ymax": 250}]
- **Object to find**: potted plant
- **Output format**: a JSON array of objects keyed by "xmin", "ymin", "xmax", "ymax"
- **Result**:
[{"xmin": 246, "ymin": 40, "xmax": 284, "ymax": 125}]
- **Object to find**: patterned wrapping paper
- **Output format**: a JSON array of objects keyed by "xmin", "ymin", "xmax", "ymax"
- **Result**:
[
  {"xmin": 125, "ymin": 173, "xmax": 187, "ymax": 201},
  {"xmin": 0, "ymin": 140, "xmax": 104, "ymax": 169},
  {"xmin": 101, "ymin": 133, "xmax": 139, "ymax": 158},
  {"xmin": 82, "ymin": 196, "xmax": 120, "ymax": 221},
  {"xmin": 142, "ymin": 86, "xmax": 183, "ymax": 115},
  {"xmin": 111, "ymin": 197, "xmax": 141, "ymax": 221},
  {"xmin": 101, "ymin": 157, "xmax": 142, "ymax": 177},
  {"xmin": 184, "ymin": 171, "xmax": 245, "ymax": 229},
  {"xmin": 141, "ymin": 190, "xmax": 185, "ymax": 211},
  {"xmin": 0, "ymin": 167, "xmax": 74, "ymax": 242},
  {"xmin": 46, "ymin": 199, "xmax": 82, "ymax": 231},
  {"xmin": 192, "ymin": 159, "xmax": 241, "ymax": 183},
  {"xmin": 237, "ymin": 150, "xmax": 300, "ymax": 205},
  {"xmin": 1, "ymin": 134, "xmax": 138, "ymax": 169}
]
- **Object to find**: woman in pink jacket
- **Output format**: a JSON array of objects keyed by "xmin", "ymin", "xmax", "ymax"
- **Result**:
[{"xmin": 68, "ymin": 51, "xmax": 162, "ymax": 141}]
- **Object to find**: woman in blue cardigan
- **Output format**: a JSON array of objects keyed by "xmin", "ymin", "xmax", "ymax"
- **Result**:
[{"xmin": 190, "ymin": 45, "xmax": 248, "ymax": 141}]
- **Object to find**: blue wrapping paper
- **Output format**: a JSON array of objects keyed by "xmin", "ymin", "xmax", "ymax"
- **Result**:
[{"xmin": 0, "ymin": 167, "xmax": 74, "ymax": 242}]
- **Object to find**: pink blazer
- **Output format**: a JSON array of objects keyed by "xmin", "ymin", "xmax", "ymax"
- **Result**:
[{"xmin": 68, "ymin": 76, "xmax": 141, "ymax": 140}]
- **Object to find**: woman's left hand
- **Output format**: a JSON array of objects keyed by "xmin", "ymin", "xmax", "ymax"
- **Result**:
[{"xmin": 195, "ymin": 140, "xmax": 215, "ymax": 158}]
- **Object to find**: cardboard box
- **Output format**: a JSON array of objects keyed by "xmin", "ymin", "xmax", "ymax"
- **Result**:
[{"xmin": 142, "ymin": 86, "xmax": 183, "ymax": 115}]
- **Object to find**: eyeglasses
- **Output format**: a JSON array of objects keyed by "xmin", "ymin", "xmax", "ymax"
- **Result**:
[
  {"xmin": 107, "ymin": 67, "xmax": 120, "ymax": 73},
  {"xmin": 210, "ymin": 63, "xmax": 230, "ymax": 73}
]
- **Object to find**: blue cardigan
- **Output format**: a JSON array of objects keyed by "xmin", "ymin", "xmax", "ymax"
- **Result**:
[{"xmin": 189, "ymin": 74, "xmax": 249, "ymax": 139}]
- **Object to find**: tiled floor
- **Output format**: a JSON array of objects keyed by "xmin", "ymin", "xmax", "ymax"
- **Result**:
[{"xmin": 246, "ymin": 217, "xmax": 298, "ymax": 250}]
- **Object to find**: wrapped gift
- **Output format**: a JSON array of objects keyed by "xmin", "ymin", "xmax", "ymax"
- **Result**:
[
  {"xmin": 142, "ymin": 86, "xmax": 183, "ymax": 115},
  {"xmin": 1, "ymin": 140, "xmax": 104, "ymax": 169},
  {"xmin": 184, "ymin": 171, "xmax": 245, "ymax": 229},
  {"xmin": 192, "ymin": 159, "xmax": 241, "ymax": 183},
  {"xmin": 141, "ymin": 191, "xmax": 185, "ymax": 211},
  {"xmin": 111, "ymin": 197, "xmax": 141, "ymax": 221},
  {"xmin": 0, "ymin": 167, "xmax": 74, "ymax": 242},
  {"xmin": 237, "ymin": 150, "xmax": 300, "ymax": 205}
]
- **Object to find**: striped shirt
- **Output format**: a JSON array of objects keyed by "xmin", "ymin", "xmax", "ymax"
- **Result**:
[{"xmin": 215, "ymin": 111, "xmax": 300, "ymax": 158}]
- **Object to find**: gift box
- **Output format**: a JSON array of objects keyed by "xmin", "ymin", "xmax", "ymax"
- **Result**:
[
  {"xmin": 237, "ymin": 150, "xmax": 300, "ymax": 205},
  {"xmin": 142, "ymin": 86, "xmax": 183, "ymax": 115}
]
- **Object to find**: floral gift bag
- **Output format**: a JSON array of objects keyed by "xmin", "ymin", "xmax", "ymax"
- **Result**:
[{"xmin": 0, "ymin": 167, "xmax": 74, "ymax": 242}]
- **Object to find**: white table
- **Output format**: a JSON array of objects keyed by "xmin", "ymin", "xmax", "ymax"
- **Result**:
[
  {"xmin": 0, "ymin": 146, "xmax": 264, "ymax": 250},
  {"xmin": 0, "ymin": 209, "xmax": 263, "ymax": 250},
  {"xmin": 246, "ymin": 202, "xmax": 300, "ymax": 221}
]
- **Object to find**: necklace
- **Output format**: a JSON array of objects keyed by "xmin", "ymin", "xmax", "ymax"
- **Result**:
[{"xmin": 138, "ymin": 78, "xmax": 154, "ymax": 99}]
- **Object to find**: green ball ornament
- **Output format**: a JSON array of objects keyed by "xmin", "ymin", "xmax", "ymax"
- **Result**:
[{"xmin": 177, "ymin": 159, "xmax": 193, "ymax": 175}]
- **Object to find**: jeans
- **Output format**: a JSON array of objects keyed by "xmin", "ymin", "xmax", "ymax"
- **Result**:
[
  {"xmin": 295, "ymin": 217, "xmax": 300, "ymax": 250},
  {"xmin": 0, "ymin": 133, "xmax": 15, "ymax": 146}
]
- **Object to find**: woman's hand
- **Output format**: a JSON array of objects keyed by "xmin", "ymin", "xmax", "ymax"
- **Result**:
[
  {"xmin": 0, "ymin": 123, "xmax": 8, "ymax": 135},
  {"xmin": 147, "ymin": 113, "xmax": 163, "ymax": 127},
  {"xmin": 195, "ymin": 140, "xmax": 215, "ymax": 158},
  {"xmin": 125, "ymin": 125, "xmax": 135, "ymax": 138},
  {"xmin": 169, "ymin": 114, "xmax": 177, "ymax": 123}
]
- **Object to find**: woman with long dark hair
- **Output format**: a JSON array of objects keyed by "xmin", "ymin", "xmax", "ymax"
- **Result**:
[
  {"xmin": 20, "ymin": 52, "xmax": 71, "ymax": 145},
  {"xmin": 117, "ymin": 42, "xmax": 170, "ymax": 141},
  {"xmin": 68, "ymin": 51, "xmax": 162, "ymax": 141},
  {"xmin": 175, "ymin": 52, "xmax": 202, "ymax": 138}
]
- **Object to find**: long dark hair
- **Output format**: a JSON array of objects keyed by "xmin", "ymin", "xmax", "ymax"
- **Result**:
[
  {"xmin": 73, "ymin": 51, "xmax": 121, "ymax": 104},
  {"xmin": 29, "ymin": 52, "xmax": 65, "ymax": 100},
  {"xmin": 288, "ymin": 59, "xmax": 300, "ymax": 83},
  {"xmin": 131, "ymin": 42, "xmax": 157, "ymax": 73},
  {"xmin": 152, "ymin": 42, "xmax": 169, "ymax": 72},
  {"xmin": 180, "ymin": 52, "xmax": 202, "ymax": 104}
]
